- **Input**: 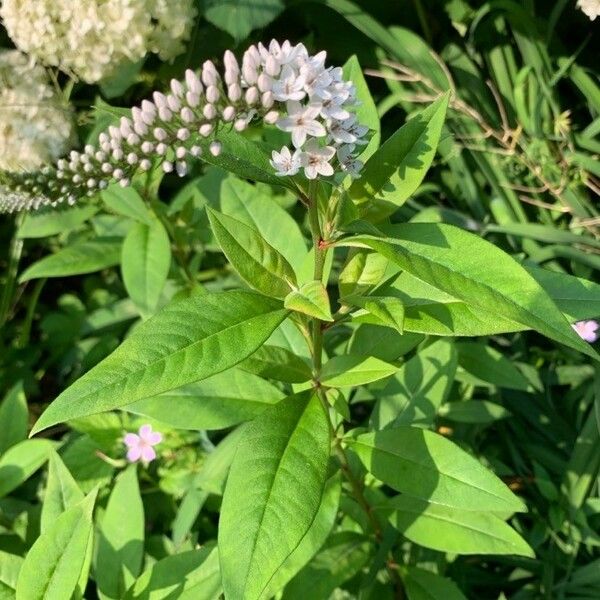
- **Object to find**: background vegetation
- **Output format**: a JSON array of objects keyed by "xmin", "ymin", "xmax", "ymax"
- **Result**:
[{"xmin": 0, "ymin": 1, "xmax": 598, "ymax": 598}]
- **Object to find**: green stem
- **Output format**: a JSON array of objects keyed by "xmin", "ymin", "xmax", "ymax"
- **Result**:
[
  {"xmin": 17, "ymin": 278, "xmax": 45, "ymax": 349},
  {"xmin": 306, "ymin": 182, "xmax": 405, "ymax": 597},
  {"xmin": 0, "ymin": 216, "xmax": 24, "ymax": 329}
]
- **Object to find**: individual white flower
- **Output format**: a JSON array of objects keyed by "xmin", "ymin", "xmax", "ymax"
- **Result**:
[
  {"xmin": 577, "ymin": 0, "xmax": 600, "ymax": 20},
  {"xmin": 0, "ymin": 0, "xmax": 197, "ymax": 83},
  {"xmin": 270, "ymin": 146, "xmax": 302, "ymax": 176},
  {"xmin": 0, "ymin": 51, "xmax": 74, "ymax": 171},
  {"xmin": 300, "ymin": 139, "xmax": 335, "ymax": 179},
  {"xmin": 337, "ymin": 144, "xmax": 363, "ymax": 178},
  {"xmin": 272, "ymin": 65, "xmax": 306, "ymax": 102},
  {"xmin": 276, "ymin": 101, "xmax": 326, "ymax": 148}
]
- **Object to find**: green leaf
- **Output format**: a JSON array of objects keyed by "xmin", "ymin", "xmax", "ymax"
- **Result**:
[
  {"xmin": 121, "ymin": 218, "xmax": 171, "ymax": 315},
  {"xmin": 338, "ymin": 249, "xmax": 389, "ymax": 298},
  {"xmin": 16, "ymin": 491, "xmax": 96, "ymax": 600},
  {"xmin": 343, "ymin": 56, "xmax": 380, "ymax": 162},
  {"xmin": 285, "ymin": 281, "xmax": 333, "ymax": 321},
  {"xmin": 126, "ymin": 368, "xmax": 284, "ymax": 430},
  {"xmin": 218, "ymin": 176, "xmax": 308, "ymax": 270},
  {"xmin": 341, "ymin": 222, "xmax": 597, "ymax": 359},
  {"xmin": 200, "ymin": 130, "xmax": 287, "ymax": 187},
  {"xmin": 96, "ymin": 466, "xmax": 144, "ymax": 600},
  {"xmin": 402, "ymin": 567, "xmax": 467, "ymax": 600},
  {"xmin": 0, "ymin": 382, "xmax": 28, "ymax": 454},
  {"xmin": 208, "ymin": 208, "xmax": 296, "ymax": 298},
  {"xmin": 438, "ymin": 401, "xmax": 510, "ymax": 424},
  {"xmin": 30, "ymin": 291, "xmax": 288, "ymax": 434},
  {"xmin": 18, "ymin": 205, "xmax": 98, "ymax": 238},
  {"xmin": 102, "ymin": 185, "xmax": 152, "ymax": 224},
  {"xmin": 262, "ymin": 474, "xmax": 342, "ymax": 599},
  {"xmin": 346, "ymin": 295, "xmax": 405, "ymax": 332},
  {"xmin": 124, "ymin": 546, "xmax": 221, "ymax": 600},
  {"xmin": 194, "ymin": 426, "xmax": 245, "ymax": 496},
  {"xmin": 20, "ymin": 238, "xmax": 122, "ymax": 282},
  {"xmin": 371, "ymin": 339, "xmax": 456, "ymax": 428},
  {"xmin": 203, "ymin": 0, "xmax": 283, "ymax": 40},
  {"xmin": 386, "ymin": 496, "xmax": 534, "ymax": 556},
  {"xmin": 283, "ymin": 532, "xmax": 373, "ymax": 600},
  {"xmin": 348, "ymin": 427, "xmax": 525, "ymax": 512},
  {"xmin": 0, "ymin": 440, "xmax": 53, "ymax": 498},
  {"xmin": 0, "ymin": 551, "xmax": 22, "ymax": 597},
  {"xmin": 456, "ymin": 342, "xmax": 532, "ymax": 391},
  {"xmin": 320, "ymin": 355, "xmax": 398, "ymax": 387},
  {"xmin": 240, "ymin": 345, "xmax": 313, "ymax": 383},
  {"xmin": 40, "ymin": 451, "xmax": 84, "ymax": 533},
  {"xmin": 219, "ymin": 393, "xmax": 331, "ymax": 600},
  {"xmin": 526, "ymin": 264, "xmax": 600, "ymax": 321},
  {"xmin": 349, "ymin": 93, "xmax": 450, "ymax": 221}
]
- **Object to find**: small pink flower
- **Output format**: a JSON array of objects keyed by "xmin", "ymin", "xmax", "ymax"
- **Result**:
[
  {"xmin": 573, "ymin": 320, "xmax": 599, "ymax": 343},
  {"xmin": 124, "ymin": 424, "xmax": 162, "ymax": 463}
]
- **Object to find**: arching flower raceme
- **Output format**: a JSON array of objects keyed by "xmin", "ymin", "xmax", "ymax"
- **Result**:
[
  {"xmin": 577, "ymin": 0, "xmax": 600, "ymax": 20},
  {"xmin": 0, "ymin": 0, "xmax": 197, "ymax": 83},
  {"xmin": 572, "ymin": 320, "xmax": 599, "ymax": 343},
  {"xmin": 0, "ymin": 51, "xmax": 75, "ymax": 172},
  {"xmin": 0, "ymin": 40, "xmax": 369, "ymax": 214},
  {"xmin": 124, "ymin": 424, "xmax": 162, "ymax": 463}
]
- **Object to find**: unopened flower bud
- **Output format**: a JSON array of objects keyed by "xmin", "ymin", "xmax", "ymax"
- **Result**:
[{"xmin": 209, "ymin": 141, "xmax": 222, "ymax": 157}]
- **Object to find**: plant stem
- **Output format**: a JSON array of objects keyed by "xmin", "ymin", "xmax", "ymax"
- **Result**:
[
  {"xmin": 306, "ymin": 183, "xmax": 405, "ymax": 597},
  {"xmin": 0, "ymin": 215, "xmax": 24, "ymax": 329}
]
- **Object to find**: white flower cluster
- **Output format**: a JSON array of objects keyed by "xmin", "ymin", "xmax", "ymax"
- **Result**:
[
  {"xmin": 0, "ymin": 50, "xmax": 74, "ymax": 172},
  {"xmin": 0, "ymin": 40, "xmax": 369, "ymax": 214},
  {"xmin": 577, "ymin": 0, "xmax": 600, "ymax": 20},
  {"xmin": 0, "ymin": 0, "xmax": 197, "ymax": 83},
  {"xmin": 266, "ymin": 44, "xmax": 368, "ymax": 179}
]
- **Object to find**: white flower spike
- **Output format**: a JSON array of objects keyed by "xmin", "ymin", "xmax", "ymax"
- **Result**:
[{"xmin": 0, "ymin": 40, "xmax": 369, "ymax": 214}]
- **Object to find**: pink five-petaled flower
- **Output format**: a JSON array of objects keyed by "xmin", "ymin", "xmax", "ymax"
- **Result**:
[
  {"xmin": 572, "ymin": 320, "xmax": 599, "ymax": 343},
  {"xmin": 124, "ymin": 424, "xmax": 163, "ymax": 463},
  {"xmin": 276, "ymin": 101, "xmax": 326, "ymax": 148}
]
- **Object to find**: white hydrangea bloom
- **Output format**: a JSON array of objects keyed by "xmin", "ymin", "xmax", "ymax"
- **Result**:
[
  {"xmin": 0, "ymin": 51, "xmax": 74, "ymax": 172},
  {"xmin": 0, "ymin": 0, "xmax": 197, "ymax": 83},
  {"xmin": 0, "ymin": 40, "xmax": 370, "ymax": 213},
  {"xmin": 147, "ymin": 0, "xmax": 197, "ymax": 61},
  {"xmin": 577, "ymin": 0, "xmax": 600, "ymax": 20}
]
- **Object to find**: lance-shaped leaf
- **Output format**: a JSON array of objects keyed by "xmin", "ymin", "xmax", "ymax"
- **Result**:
[
  {"xmin": 240, "ymin": 345, "xmax": 313, "ymax": 383},
  {"xmin": 0, "ymin": 381, "xmax": 28, "ymax": 454},
  {"xmin": 343, "ymin": 56, "xmax": 380, "ymax": 162},
  {"xmin": 31, "ymin": 291, "xmax": 288, "ymax": 434},
  {"xmin": 121, "ymin": 218, "xmax": 171, "ymax": 316},
  {"xmin": 261, "ymin": 474, "xmax": 342, "ymax": 599},
  {"xmin": 126, "ymin": 369, "xmax": 284, "ymax": 430},
  {"xmin": 16, "ymin": 491, "xmax": 96, "ymax": 600},
  {"xmin": 0, "ymin": 439, "xmax": 54, "ymax": 498},
  {"xmin": 349, "ymin": 93, "xmax": 449, "ymax": 221},
  {"xmin": 402, "ymin": 567, "xmax": 467, "ymax": 600},
  {"xmin": 124, "ymin": 545, "xmax": 221, "ymax": 600},
  {"xmin": 208, "ymin": 208, "xmax": 296, "ymax": 298},
  {"xmin": 285, "ymin": 281, "xmax": 333, "ymax": 321},
  {"xmin": 345, "ymin": 295, "xmax": 405, "ymax": 332},
  {"xmin": 339, "ymin": 222, "xmax": 598, "ymax": 360},
  {"xmin": 321, "ymin": 355, "xmax": 398, "ymax": 388},
  {"xmin": 385, "ymin": 496, "xmax": 534, "ymax": 557},
  {"xmin": 41, "ymin": 451, "xmax": 84, "ymax": 533},
  {"xmin": 219, "ymin": 393, "xmax": 330, "ymax": 600},
  {"xmin": 20, "ymin": 238, "xmax": 122, "ymax": 282},
  {"xmin": 348, "ymin": 427, "xmax": 525, "ymax": 513},
  {"xmin": 96, "ymin": 466, "xmax": 144, "ymax": 599}
]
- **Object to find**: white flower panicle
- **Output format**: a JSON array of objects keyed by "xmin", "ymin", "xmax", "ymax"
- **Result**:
[
  {"xmin": 0, "ymin": 0, "xmax": 197, "ymax": 83},
  {"xmin": 577, "ymin": 0, "xmax": 600, "ymax": 20},
  {"xmin": 0, "ymin": 40, "xmax": 369, "ymax": 214},
  {"xmin": 0, "ymin": 50, "xmax": 74, "ymax": 173}
]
